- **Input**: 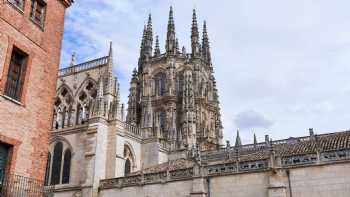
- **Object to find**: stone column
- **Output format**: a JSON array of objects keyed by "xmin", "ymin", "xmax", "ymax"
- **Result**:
[
  {"xmin": 190, "ymin": 164, "xmax": 208, "ymax": 197},
  {"xmin": 267, "ymin": 169, "xmax": 289, "ymax": 197}
]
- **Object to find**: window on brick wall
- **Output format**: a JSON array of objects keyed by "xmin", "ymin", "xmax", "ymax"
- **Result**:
[
  {"xmin": 30, "ymin": 0, "xmax": 46, "ymax": 27},
  {"xmin": 4, "ymin": 47, "xmax": 28, "ymax": 101},
  {"xmin": 8, "ymin": 0, "xmax": 25, "ymax": 10}
]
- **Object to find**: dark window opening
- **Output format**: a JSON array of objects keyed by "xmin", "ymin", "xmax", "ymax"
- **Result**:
[
  {"xmin": 4, "ymin": 47, "xmax": 28, "ymax": 101},
  {"xmin": 62, "ymin": 150, "xmax": 71, "ymax": 184},
  {"xmin": 124, "ymin": 159, "xmax": 131, "ymax": 176},
  {"xmin": 0, "ymin": 144, "xmax": 10, "ymax": 188},
  {"xmin": 44, "ymin": 153, "xmax": 51, "ymax": 186},
  {"xmin": 155, "ymin": 73, "xmax": 166, "ymax": 96},
  {"xmin": 51, "ymin": 142, "xmax": 63, "ymax": 185},
  {"xmin": 30, "ymin": 0, "xmax": 46, "ymax": 27}
]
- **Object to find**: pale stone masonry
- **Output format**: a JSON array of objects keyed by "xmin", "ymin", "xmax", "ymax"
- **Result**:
[{"xmin": 47, "ymin": 7, "xmax": 350, "ymax": 197}]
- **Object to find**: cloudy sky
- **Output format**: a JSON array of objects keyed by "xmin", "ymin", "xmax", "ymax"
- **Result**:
[{"xmin": 60, "ymin": 0, "xmax": 350, "ymax": 144}]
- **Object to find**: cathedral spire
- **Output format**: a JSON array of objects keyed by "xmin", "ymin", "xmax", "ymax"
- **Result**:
[
  {"xmin": 145, "ymin": 14, "xmax": 153, "ymax": 57},
  {"xmin": 166, "ymin": 6, "xmax": 176, "ymax": 55},
  {"xmin": 106, "ymin": 41, "xmax": 115, "ymax": 95},
  {"xmin": 202, "ymin": 21, "xmax": 212, "ymax": 65},
  {"xmin": 138, "ymin": 25, "xmax": 148, "ymax": 72},
  {"xmin": 191, "ymin": 9, "xmax": 200, "ymax": 58},
  {"xmin": 235, "ymin": 129, "xmax": 242, "ymax": 147},
  {"xmin": 154, "ymin": 35, "xmax": 161, "ymax": 56}
]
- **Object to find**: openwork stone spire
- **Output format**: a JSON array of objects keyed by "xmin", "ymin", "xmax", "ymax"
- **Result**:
[
  {"xmin": 191, "ymin": 9, "xmax": 200, "ymax": 58},
  {"xmin": 166, "ymin": 6, "xmax": 176, "ymax": 55},
  {"xmin": 154, "ymin": 35, "xmax": 161, "ymax": 56},
  {"xmin": 106, "ymin": 42, "xmax": 115, "ymax": 95},
  {"xmin": 144, "ymin": 14, "xmax": 153, "ymax": 57},
  {"xmin": 202, "ymin": 21, "xmax": 212, "ymax": 65}
]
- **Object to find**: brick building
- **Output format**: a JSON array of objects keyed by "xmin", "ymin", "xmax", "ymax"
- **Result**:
[{"xmin": 0, "ymin": 0, "xmax": 72, "ymax": 192}]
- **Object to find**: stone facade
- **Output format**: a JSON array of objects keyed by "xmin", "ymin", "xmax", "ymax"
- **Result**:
[
  {"xmin": 0, "ymin": 0, "xmax": 72, "ymax": 181},
  {"xmin": 48, "ymin": 7, "xmax": 350, "ymax": 197}
]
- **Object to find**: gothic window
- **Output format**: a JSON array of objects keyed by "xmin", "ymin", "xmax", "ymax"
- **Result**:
[
  {"xmin": 51, "ymin": 142, "xmax": 63, "ymax": 185},
  {"xmin": 76, "ymin": 104, "xmax": 83, "ymax": 125},
  {"xmin": 53, "ymin": 87, "xmax": 73, "ymax": 129},
  {"xmin": 53, "ymin": 109, "xmax": 58, "ymax": 129},
  {"xmin": 76, "ymin": 80, "xmax": 97, "ymax": 125},
  {"xmin": 44, "ymin": 153, "xmax": 51, "ymax": 186},
  {"xmin": 8, "ymin": 0, "xmax": 24, "ymax": 10},
  {"xmin": 159, "ymin": 111, "xmax": 166, "ymax": 137},
  {"xmin": 62, "ymin": 106, "xmax": 67, "ymax": 128},
  {"xmin": 62, "ymin": 149, "xmax": 71, "ymax": 184},
  {"xmin": 4, "ymin": 47, "xmax": 28, "ymax": 101},
  {"xmin": 48, "ymin": 141, "xmax": 72, "ymax": 185},
  {"xmin": 155, "ymin": 72, "xmax": 166, "ymax": 96},
  {"xmin": 124, "ymin": 159, "xmax": 131, "ymax": 176},
  {"xmin": 123, "ymin": 145, "xmax": 135, "ymax": 176},
  {"xmin": 30, "ymin": 0, "xmax": 46, "ymax": 27}
]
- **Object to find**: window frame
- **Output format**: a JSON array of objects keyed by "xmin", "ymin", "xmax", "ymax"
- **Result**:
[
  {"xmin": 4, "ymin": 47, "xmax": 28, "ymax": 102},
  {"xmin": 7, "ymin": 0, "xmax": 25, "ymax": 12},
  {"xmin": 29, "ymin": 0, "xmax": 47, "ymax": 28}
]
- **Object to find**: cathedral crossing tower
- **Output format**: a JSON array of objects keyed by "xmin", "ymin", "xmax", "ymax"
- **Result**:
[{"xmin": 126, "ymin": 7, "xmax": 223, "ymax": 151}]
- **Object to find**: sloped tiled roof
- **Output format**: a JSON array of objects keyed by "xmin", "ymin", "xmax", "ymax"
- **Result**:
[
  {"xmin": 132, "ymin": 159, "xmax": 195, "ymax": 175},
  {"xmin": 131, "ymin": 130, "xmax": 350, "ymax": 174}
]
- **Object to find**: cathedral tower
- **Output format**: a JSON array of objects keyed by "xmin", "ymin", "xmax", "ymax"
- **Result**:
[{"xmin": 126, "ymin": 7, "xmax": 223, "ymax": 151}]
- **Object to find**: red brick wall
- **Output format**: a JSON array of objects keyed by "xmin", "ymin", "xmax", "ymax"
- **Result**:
[{"xmin": 0, "ymin": 0, "xmax": 71, "ymax": 180}]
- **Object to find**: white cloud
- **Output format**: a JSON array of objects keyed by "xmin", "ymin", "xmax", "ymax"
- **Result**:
[{"xmin": 60, "ymin": 0, "xmax": 350, "ymax": 144}]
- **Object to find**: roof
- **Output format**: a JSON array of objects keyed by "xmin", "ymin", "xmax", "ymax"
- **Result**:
[
  {"xmin": 131, "ymin": 159, "xmax": 195, "ymax": 175},
  {"xmin": 132, "ymin": 130, "xmax": 350, "ymax": 174},
  {"xmin": 204, "ymin": 130, "xmax": 350, "ymax": 163}
]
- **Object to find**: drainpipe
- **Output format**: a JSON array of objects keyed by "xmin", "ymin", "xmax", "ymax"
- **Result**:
[
  {"xmin": 286, "ymin": 169, "xmax": 293, "ymax": 197},
  {"xmin": 206, "ymin": 177, "xmax": 211, "ymax": 197}
]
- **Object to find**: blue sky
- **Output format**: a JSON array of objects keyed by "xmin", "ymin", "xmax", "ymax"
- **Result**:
[{"xmin": 60, "ymin": 0, "xmax": 350, "ymax": 144}]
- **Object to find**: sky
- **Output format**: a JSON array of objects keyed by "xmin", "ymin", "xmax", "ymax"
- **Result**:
[{"xmin": 60, "ymin": 0, "xmax": 350, "ymax": 145}]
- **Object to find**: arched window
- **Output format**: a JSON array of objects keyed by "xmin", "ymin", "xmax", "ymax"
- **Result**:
[
  {"xmin": 124, "ymin": 159, "xmax": 131, "ymax": 176},
  {"xmin": 44, "ymin": 153, "xmax": 51, "ymax": 186},
  {"xmin": 123, "ymin": 144, "xmax": 135, "ymax": 176},
  {"xmin": 48, "ymin": 141, "xmax": 72, "ymax": 185},
  {"xmin": 51, "ymin": 142, "xmax": 63, "ymax": 185},
  {"xmin": 53, "ymin": 87, "xmax": 73, "ymax": 129},
  {"xmin": 62, "ymin": 149, "xmax": 71, "ymax": 184},
  {"xmin": 155, "ymin": 72, "xmax": 166, "ymax": 96}
]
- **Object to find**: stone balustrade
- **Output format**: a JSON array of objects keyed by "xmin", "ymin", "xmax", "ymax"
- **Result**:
[
  {"xmin": 58, "ymin": 56, "xmax": 109, "ymax": 76},
  {"xmin": 99, "ymin": 168, "xmax": 194, "ymax": 189}
]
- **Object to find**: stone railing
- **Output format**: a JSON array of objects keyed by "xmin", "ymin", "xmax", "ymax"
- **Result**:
[
  {"xmin": 120, "ymin": 121, "xmax": 142, "ymax": 138},
  {"xmin": 206, "ymin": 160, "xmax": 269, "ymax": 175},
  {"xmin": 99, "ymin": 168, "xmax": 193, "ymax": 189},
  {"xmin": 282, "ymin": 149, "xmax": 350, "ymax": 167},
  {"xmin": 58, "ymin": 56, "xmax": 109, "ymax": 76}
]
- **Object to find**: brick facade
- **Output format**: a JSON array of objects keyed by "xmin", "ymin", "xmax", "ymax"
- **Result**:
[{"xmin": 0, "ymin": 0, "xmax": 72, "ymax": 180}]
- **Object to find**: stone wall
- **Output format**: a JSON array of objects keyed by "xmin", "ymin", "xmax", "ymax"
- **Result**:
[
  {"xmin": 100, "ymin": 180, "xmax": 193, "ymax": 197},
  {"xmin": 97, "ymin": 162, "xmax": 350, "ymax": 197},
  {"xmin": 289, "ymin": 162, "xmax": 350, "ymax": 197}
]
